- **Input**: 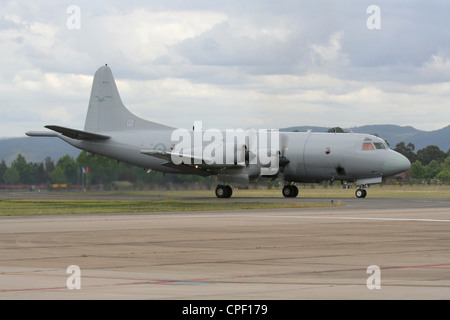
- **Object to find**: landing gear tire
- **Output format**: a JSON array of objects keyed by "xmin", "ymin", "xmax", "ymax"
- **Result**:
[
  {"xmin": 225, "ymin": 185, "xmax": 233, "ymax": 198},
  {"xmin": 355, "ymin": 188, "xmax": 367, "ymax": 198},
  {"xmin": 215, "ymin": 185, "xmax": 232, "ymax": 198},
  {"xmin": 282, "ymin": 185, "xmax": 298, "ymax": 198}
]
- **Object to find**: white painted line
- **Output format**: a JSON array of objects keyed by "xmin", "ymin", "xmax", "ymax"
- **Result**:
[{"xmin": 257, "ymin": 215, "xmax": 450, "ymax": 223}]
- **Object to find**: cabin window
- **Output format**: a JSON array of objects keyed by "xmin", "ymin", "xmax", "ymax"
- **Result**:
[{"xmin": 373, "ymin": 142, "xmax": 386, "ymax": 150}]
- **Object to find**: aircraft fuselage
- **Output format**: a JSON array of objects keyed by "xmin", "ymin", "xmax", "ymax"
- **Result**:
[{"xmin": 61, "ymin": 129, "xmax": 408, "ymax": 186}]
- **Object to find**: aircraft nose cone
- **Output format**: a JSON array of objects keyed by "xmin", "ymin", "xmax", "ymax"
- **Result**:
[{"xmin": 383, "ymin": 151, "xmax": 411, "ymax": 176}]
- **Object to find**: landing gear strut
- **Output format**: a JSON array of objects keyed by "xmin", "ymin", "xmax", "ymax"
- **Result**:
[
  {"xmin": 215, "ymin": 185, "xmax": 233, "ymax": 198},
  {"xmin": 355, "ymin": 188, "xmax": 367, "ymax": 198},
  {"xmin": 282, "ymin": 185, "xmax": 298, "ymax": 198}
]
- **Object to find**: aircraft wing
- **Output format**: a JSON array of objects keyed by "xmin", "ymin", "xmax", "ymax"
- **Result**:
[
  {"xmin": 141, "ymin": 149, "xmax": 243, "ymax": 170},
  {"xmin": 43, "ymin": 125, "xmax": 110, "ymax": 140},
  {"xmin": 141, "ymin": 149, "xmax": 206, "ymax": 165},
  {"xmin": 141, "ymin": 149, "xmax": 218, "ymax": 176}
]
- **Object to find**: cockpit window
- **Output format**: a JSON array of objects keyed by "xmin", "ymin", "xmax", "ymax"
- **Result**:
[
  {"xmin": 362, "ymin": 142, "xmax": 375, "ymax": 150},
  {"xmin": 362, "ymin": 141, "xmax": 388, "ymax": 151}
]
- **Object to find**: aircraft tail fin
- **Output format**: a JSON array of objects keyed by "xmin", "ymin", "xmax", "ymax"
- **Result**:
[{"xmin": 84, "ymin": 65, "xmax": 173, "ymax": 133}]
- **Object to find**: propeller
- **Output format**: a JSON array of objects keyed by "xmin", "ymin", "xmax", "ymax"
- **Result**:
[{"xmin": 279, "ymin": 133, "xmax": 290, "ymax": 173}]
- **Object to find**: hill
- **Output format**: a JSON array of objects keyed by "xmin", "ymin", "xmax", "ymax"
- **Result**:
[{"xmin": 0, "ymin": 137, "xmax": 81, "ymax": 165}]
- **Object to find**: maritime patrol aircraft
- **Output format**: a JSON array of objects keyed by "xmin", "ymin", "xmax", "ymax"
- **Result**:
[{"xmin": 26, "ymin": 65, "xmax": 410, "ymax": 198}]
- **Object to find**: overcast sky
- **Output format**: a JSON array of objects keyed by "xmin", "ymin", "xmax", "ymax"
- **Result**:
[{"xmin": 1, "ymin": 0, "xmax": 449, "ymax": 137}]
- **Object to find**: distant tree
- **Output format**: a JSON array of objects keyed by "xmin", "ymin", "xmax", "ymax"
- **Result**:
[
  {"xmin": 327, "ymin": 127, "xmax": 344, "ymax": 133},
  {"xmin": 49, "ymin": 166, "xmax": 67, "ymax": 184},
  {"xmin": 45, "ymin": 156, "xmax": 55, "ymax": 174},
  {"xmin": 436, "ymin": 155, "xmax": 450, "ymax": 181},
  {"xmin": 31, "ymin": 162, "xmax": 47, "ymax": 185},
  {"xmin": 56, "ymin": 155, "xmax": 78, "ymax": 184},
  {"xmin": 410, "ymin": 160, "xmax": 426, "ymax": 179},
  {"xmin": 425, "ymin": 160, "xmax": 441, "ymax": 179},
  {"xmin": 3, "ymin": 167, "xmax": 20, "ymax": 185},
  {"xmin": 76, "ymin": 151, "xmax": 125, "ymax": 185},
  {"xmin": 437, "ymin": 169, "xmax": 450, "ymax": 181},
  {"xmin": 394, "ymin": 142, "xmax": 417, "ymax": 163},
  {"xmin": 417, "ymin": 145, "xmax": 446, "ymax": 165},
  {"xmin": 442, "ymin": 155, "xmax": 450, "ymax": 171},
  {"xmin": 119, "ymin": 165, "xmax": 137, "ymax": 183},
  {"xmin": 10, "ymin": 154, "xmax": 33, "ymax": 184},
  {"xmin": 0, "ymin": 160, "xmax": 7, "ymax": 184}
]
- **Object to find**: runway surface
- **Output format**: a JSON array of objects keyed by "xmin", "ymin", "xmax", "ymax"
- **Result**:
[{"xmin": 1, "ymin": 195, "xmax": 450, "ymax": 300}]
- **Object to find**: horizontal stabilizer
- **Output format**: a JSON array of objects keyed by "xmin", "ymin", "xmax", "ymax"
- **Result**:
[
  {"xmin": 45, "ymin": 125, "xmax": 110, "ymax": 140},
  {"xmin": 25, "ymin": 131, "xmax": 58, "ymax": 137}
]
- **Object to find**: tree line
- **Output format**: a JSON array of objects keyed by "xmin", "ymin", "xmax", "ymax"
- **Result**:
[
  {"xmin": 1, "ymin": 142, "xmax": 449, "ymax": 189},
  {"xmin": 0, "ymin": 151, "xmax": 215, "ymax": 190},
  {"xmin": 394, "ymin": 142, "xmax": 450, "ymax": 182}
]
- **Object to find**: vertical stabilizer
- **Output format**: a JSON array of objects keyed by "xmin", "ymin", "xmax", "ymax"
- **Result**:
[{"xmin": 84, "ymin": 65, "xmax": 172, "ymax": 132}]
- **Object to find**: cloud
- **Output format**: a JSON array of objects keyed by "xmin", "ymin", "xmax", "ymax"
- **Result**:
[
  {"xmin": 309, "ymin": 31, "xmax": 349, "ymax": 68},
  {"xmin": 173, "ymin": 20, "xmax": 293, "ymax": 71},
  {"xmin": 78, "ymin": 9, "xmax": 227, "ymax": 70},
  {"xmin": 0, "ymin": 0, "xmax": 450, "ymax": 138}
]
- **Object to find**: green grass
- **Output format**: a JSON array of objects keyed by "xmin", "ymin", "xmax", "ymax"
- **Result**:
[
  {"xmin": 88, "ymin": 185, "xmax": 450, "ymax": 199},
  {"xmin": 1, "ymin": 185, "xmax": 448, "ymax": 216},
  {"xmin": 290, "ymin": 185, "xmax": 450, "ymax": 198},
  {"xmin": 0, "ymin": 199, "xmax": 340, "ymax": 216}
]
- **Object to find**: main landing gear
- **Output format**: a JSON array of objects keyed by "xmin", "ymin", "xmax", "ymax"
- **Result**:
[
  {"xmin": 282, "ymin": 185, "xmax": 298, "ymax": 198},
  {"xmin": 215, "ymin": 185, "xmax": 233, "ymax": 198},
  {"xmin": 355, "ymin": 188, "xmax": 367, "ymax": 198}
]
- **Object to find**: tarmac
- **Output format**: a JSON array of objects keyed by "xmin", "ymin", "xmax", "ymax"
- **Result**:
[{"xmin": 1, "ymin": 193, "xmax": 450, "ymax": 300}]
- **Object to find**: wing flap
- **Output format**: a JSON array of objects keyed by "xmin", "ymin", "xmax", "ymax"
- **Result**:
[
  {"xmin": 141, "ymin": 150, "xmax": 216, "ymax": 176},
  {"xmin": 140, "ymin": 149, "xmax": 205, "ymax": 164},
  {"xmin": 140, "ymin": 149, "xmax": 244, "ymax": 169}
]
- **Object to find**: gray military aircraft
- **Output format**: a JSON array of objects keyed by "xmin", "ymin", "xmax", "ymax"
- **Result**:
[{"xmin": 26, "ymin": 65, "xmax": 410, "ymax": 198}]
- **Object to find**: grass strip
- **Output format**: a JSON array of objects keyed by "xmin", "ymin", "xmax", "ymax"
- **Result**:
[
  {"xmin": 85, "ymin": 186, "xmax": 450, "ymax": 199},
  {"xmin": 0, "ymin": 199, "xmax": 341, "ymax": 216}
]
